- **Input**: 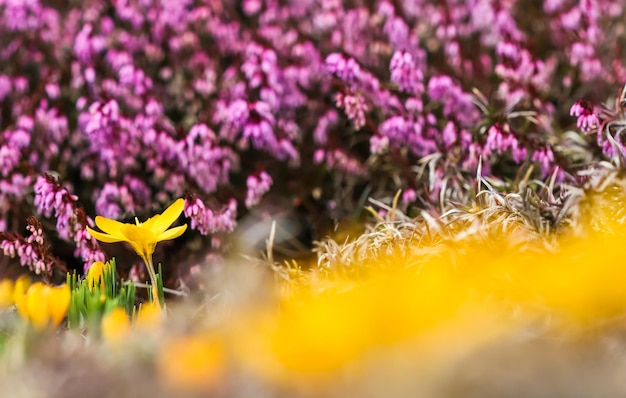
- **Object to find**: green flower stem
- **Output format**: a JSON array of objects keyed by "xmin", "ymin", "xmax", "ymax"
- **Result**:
[{"xmin": 143, "ymin": 255, "xmax": 161, "ymax": 307}]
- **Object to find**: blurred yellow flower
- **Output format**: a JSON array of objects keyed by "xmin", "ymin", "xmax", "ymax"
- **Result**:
[
  {"xmin": 14, "ymin": 282, "xmax": 70, "ymax": 330},
  {"xmin": 158, "ymin": 335, "xmax": 224, "ymax": 392},
  {"xmin": 12, "ymin": 275, "xmax": 31, "ymax": 301},
  {"xmin": 0, "ymin": 279, "xmax": 14, "ymax": 308},
  {"xmin": 135, "ymin": 301, "xmax": 163, "ymax": 331},
  {"xmin": 101, "ymin": 307, "xmax": 131, "ymax": 346}
]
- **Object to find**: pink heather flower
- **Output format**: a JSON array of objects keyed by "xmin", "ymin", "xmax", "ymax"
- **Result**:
[
  {"xmin": 379, "ymin": 114, "xmax": 436, "ymax": 157},
  {"xmin": 377, "ymin": 1, "xmax": 395, "ymax": 18},
  {"xmin": 570, "ymin": 42, "xmax": 594, "ymax": 65},
  {"xmin": 383, "ymin": 16, "xmax": 410, "ymax": 49},
  {"xmin": 463, "ymin": 143, "xmax": 482, "ymax": 170},
  {"xmin": 402, "ymin": 189, "xmax": 417, "ymax": 205},
  {"xmin": 13, "ymin": 77, "xmax": 28, "ymax": 93},
  {"xmin": 224, "ymin": 99, "xmax": 250, "ymax": 130},
  {"xmin": 544, "ymin": 0, "xmax": 566, "ymax": 13},
  {"xmin": 336, "ymin": 93, "xmax": 368, "ymax": 130},
  {"xmin": 1, "ymin": 219, "xmax": 52, "ymax": 275},
  {"xmin": 184, "ymin": 197, "xmax": 237, "ymax": 236},
  {"xmin": 0, "ymin": 174, "xmax": 32, "ymax": 199},
  {"xmin": 570, "ymin": 100, "xmax": 599, "ymax": 133},
  {"xmin": 390, "ymin": 50, "xmax": 423, "ymax": 95},
  {"xmin": 73, "ymin": 227, "xmax": 106, "ymax": 272},
  {"xmin": 245, "ymin": 171, "xmax": 273, "ymax": 208},
  {"xmin": 531, "ymin": 147, "xmax": 555, "ymax": 177},
  {"xmin": 95, "ymin": 182, "xmax": 135, "ymax": 219},
  {"xmin": 313, "ymin": 149, "xmax": 325, "ymax": 164},
  {"xmin": 560, "ymin": 7, "xmax": 582, "ymax": 30},
  {"xmin": 370, "ymin": 135, "xmax": 389, "ymax": 155},
  {"xmin": 314, "ymin": 110, "xmax": 339, "ymax": 145},
  {"xmin": 33, "ymin": 174, "xmax": 104, "ymax": 268},
  {"xmin": 325, "ymin": 53, "xmax": 361, "ymax": 85},
  {"xmin": 460, "ymin": 129, "xmax": 473, "ymax": 150},
  {"xmin": 0, "ymin": 75, "xmax": 11, "ymax": 101},
  {"xmin": 324, "ymin": 149, "xmax": 366, "ymax": 176},
  {"xmin": 484, "ymin": 124, "xmax": 521, "ymax": 158},
  {"xmin": 242, "ymin": 0, "xmax": 263, "ymax": 16},
  {"xmin": 427, "ymin": 75, "xmax": 479, "ymax": 126},
  {"xmin": 0, "ymin": 145, "xmax": 20, "ymax": 177},
  {"xmin": 512, "ymin": 146, "xmax": 528, "ymax": 163},
  {"xmin": 442, "ymin": 121, "xmax": 457, "ymax": 149},
  {"xmin": 1, "ymin": 238, "xmax": 48, "ymax": 275},
  {"xmin": 178, "ymin": 124, "xmax": 235, "ymax": 194}
]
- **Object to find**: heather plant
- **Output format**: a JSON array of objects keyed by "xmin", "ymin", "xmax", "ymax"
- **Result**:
[{"xmin": 0, "ymin": 0, "xmax": 626, "ymax": 284}]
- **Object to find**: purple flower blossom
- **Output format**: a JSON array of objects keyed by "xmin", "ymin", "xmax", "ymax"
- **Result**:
[
  {"xmin": 245, "ymin": 171, "xmax": 273, "ymax": 208},
  {"xmin": 484, "ymin": 124, "xmax": 520, "ymax": 156},
  {"xmin": 402, "ymin": 189, "xmax": 417, "ymax": 205},
  {"xmin": 570, "ymin": 99, "xmax": 599, "ymax": 133},
  {"xmin": 531, "ymin": 147, "xmax": 555, "ymax": 177},
  {"xmin": 370, "ymin": 135, "xmax": 390, "ymax": 155},
  {"xmin": 95, "ymin": 182, "xmax": 135, "ymax": 219},
  {"xmin": 184, "ymin": 197, "xmax": 237, "ymax": 236},
  {"xmin": 336, "ymin": 93, "xmax": 368, "ymax": 130},
  {"xmin": 1, "ymin": 225, "xmax": 49, "ymax": 274},
  {"xmin": 390, "ymin": 50, "xmax": 424, "ymax": 95},
  {"xmin": 0, "ymin": 75, "xmax": 11, "ymax": 101},
  {"xmin": 325, "ymin": 53, "xmax": 361, "ymax": 86},
  {"xmin": 427, "ymin": 75, "xmax": 479, "ymax": 127},
  {"xmin": 178, "ymin": 124, "xmax": 236, "ymax": 195}
]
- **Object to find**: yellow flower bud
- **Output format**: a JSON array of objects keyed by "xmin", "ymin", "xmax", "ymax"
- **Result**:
[
  {"xmin": 86, "ymin": 261, "xmax": 107, "ymax": 291},
  {"xmin": 101, "ymin": 307, "xmax": 131, "ymax": 346}
]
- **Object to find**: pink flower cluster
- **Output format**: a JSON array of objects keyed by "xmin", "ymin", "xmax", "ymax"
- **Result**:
[
  {"xmin": 33, "ymin": 175, "xmax": 104, "ymax": 270},
  {"xmin": 245, "ymin": 172, "xmax": 273, "ymax": 209},
  {"xmin": 184, "ymin": 197, "xmax": 237, "ymax": 236},
  {"xmin": 1, "ymin": 221, "xmax": 49, "ymax": 275}
]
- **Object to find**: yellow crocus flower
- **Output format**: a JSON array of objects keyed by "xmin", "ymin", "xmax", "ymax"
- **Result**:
[
  {"xmin": 86, "ymin": 198, "xmax": 187, "ymax": 305},
  {"xmin": 86, "ymin": 199, "xmax": 187, "ymax": 264},
  {"xmin": 14, "ymin": 282, "xmax": 70, "ymax": 330}
]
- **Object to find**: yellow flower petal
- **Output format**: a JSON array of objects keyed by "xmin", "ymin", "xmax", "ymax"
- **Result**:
[
  {"xmin": 48, "ymin": 285, "xmax": 70, "ymax": 327},
  {"xmin": 25, "ymin": 283, "xmax": 49, "ymax": 330},
  {"xmin": 86, "ymin": 261, "xmax": 105, "ymax": 291},
  {"xmin": 141, "ymin": 214, "xmax": 161, "ymax": 230},
  {"xmin": 13, "ymin": 275, "xmax": 31, "ymax": 319},
  {"xmin": 151, "ymin": 198, "xmax": 185, "ymax": 234},
  {"xmin": 158, "ymin": 335, "xmax": 225, "ymax": 391},
  {"xmin": 94, "ymin": 216, "xmax": 127, "ymax": 236},
  {"xmin": 157, "ymin": 224, "xmax": 188, "ymax": 242},
  {"xmin": 0, "ymin": 279, "xmax": 14, "ymax": 308},
  {"xmin": 101, "ymin": 307, "xmax": 131, "ymax": 347},
  {"xmin": 121, "ymin": 224, "xmax": 157, "ymax": 259},
  {"xmin": 136, "ymin": 302, "xmax": 163, "ymax": 331},
  {"xmin": 87, "ymin": 227, "xmax": 125, "ymax": 243},
  {"xmin": 120, "ymin": 223, "xmax": 157, "ymax": 243}
]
